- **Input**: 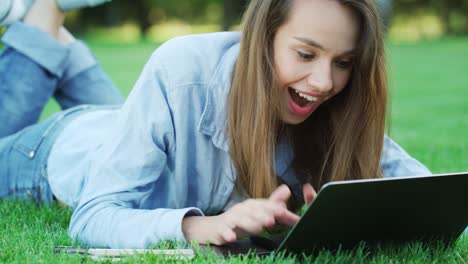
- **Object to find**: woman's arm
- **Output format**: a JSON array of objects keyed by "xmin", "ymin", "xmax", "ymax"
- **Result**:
[{"xmin": 68, "ymin": 52, "xmax": 203, "ymax": 248}]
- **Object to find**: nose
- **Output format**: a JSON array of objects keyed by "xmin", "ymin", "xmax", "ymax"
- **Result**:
[{"xmin": 306, "ymin": 61, "xmax": 333, "ymax": 94}]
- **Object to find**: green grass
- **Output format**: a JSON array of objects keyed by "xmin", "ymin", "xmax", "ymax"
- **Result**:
[
  {"xmin": 387, "ymin": 38, "xmax": 468, "ymax": 173},
  {"xmin": 2, "ymin": 37, "xmax": 468, "ymax": 263},
  {"xmin": 0, "ymin": 201, "xmax": 467, "ymax": 263}
]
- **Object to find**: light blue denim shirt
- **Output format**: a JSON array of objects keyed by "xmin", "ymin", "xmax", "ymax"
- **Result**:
[{"xmin": 47, "ymin": 32, "xmax": 431, "ymax": 249}]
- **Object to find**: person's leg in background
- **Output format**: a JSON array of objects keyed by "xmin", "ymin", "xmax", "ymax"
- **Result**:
[
  {"xmin": 0, "ymin": 0, "xmax": 66, "ymax": 137},
  {"xmin": 53, "ymin": 27, "xmax": 124, "ymax": 110},
  {"xmin": 0, "ymin": 0, "xmax": 119, "ymax": 203},
  {"xmin": 0, "ymin": 0, "xmax": 123, "ymax": 137},
  {"xmin": 0, "ymin": 0, "xmax": 66, "ymax": 203},
  {"xmin": 1, "ymin": 0, "xmax": 112, "ymax": 27},
  {"xmin": 23, "ymin": 0, "xmax": 123, "ymax": 109}
]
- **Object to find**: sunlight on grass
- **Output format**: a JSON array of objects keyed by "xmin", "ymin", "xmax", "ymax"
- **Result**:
[
  {"xmin": 390, "ymin": 13, "xmax": 444, "ymax": 42},
  {"xmin": 146, "ymin": 20, "xmax": 221, "ymax": 43},
  {"xmin": 76, "ymin": 21, "xmax": 224, "ymax": 44},
  {"xmin": 82, "ymin": 23, "xmax": 142, "ymax": 43}
]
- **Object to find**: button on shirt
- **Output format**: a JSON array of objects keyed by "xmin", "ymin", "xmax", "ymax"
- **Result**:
[{"xmin": 47, "ymin": 32, "xmax": 431, "ymax": 249}]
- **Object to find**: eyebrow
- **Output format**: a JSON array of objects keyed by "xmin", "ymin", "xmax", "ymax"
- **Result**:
[{"xmin": 293, "ymin": 36, "xmax": 356, "ymax": 57}]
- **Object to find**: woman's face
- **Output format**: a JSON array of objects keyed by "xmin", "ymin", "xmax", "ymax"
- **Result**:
[{"xmin": 274, "ymin": 0, "xmax": 360, "ymax": 124}]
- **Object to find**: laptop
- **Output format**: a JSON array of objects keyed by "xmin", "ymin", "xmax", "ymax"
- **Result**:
[{"xmin": 208, "ymin": 172, "xmax": 468, "ymax": 256}]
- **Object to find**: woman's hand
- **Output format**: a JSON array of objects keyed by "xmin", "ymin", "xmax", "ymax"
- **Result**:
[
  {"xmin": 302, "ymin": 183, "xmax": 317, "ymax": 206},
  {"xmin": 182, "ymin": 184, "xmax": 300, "ymax": 245}
]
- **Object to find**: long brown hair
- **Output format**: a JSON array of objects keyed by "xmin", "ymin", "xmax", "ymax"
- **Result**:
[{"xmin": 228, "ymin": 0, "xmax": 387, "ymax": 199}]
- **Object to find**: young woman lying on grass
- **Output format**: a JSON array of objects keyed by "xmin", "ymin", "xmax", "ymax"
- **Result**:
[{"xmin": 0, "ymin": 0, "xmax": 430, "ymax": 248}]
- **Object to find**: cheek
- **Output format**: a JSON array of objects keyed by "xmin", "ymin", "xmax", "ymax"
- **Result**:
[
  {"xmin": 275, "ymin": 60, "xmax": 304, "ymax": 87},
  {"xmin": 274, "ymin": 49, "xmax": 303, "ymax": 86},
  {"xmin": 332, "ymin": 71, "xmax": 352, "ymax": 94},
  {"xmin": 275, "ymin": 59, "xmax": 290, "ymax": 86}
]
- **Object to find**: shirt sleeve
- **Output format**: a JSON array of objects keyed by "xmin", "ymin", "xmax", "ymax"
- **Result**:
[
  {"xmin": 68, "ymin": 52, "xmax": 203, "ymax": 249},
  {"xmin": 380, "ymin": 135, "xmax": 432, "ymax": 178}
]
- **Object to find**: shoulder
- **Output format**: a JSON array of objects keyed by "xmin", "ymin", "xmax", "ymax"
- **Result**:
[
  {"xmin": 148, "ymin": 32, "xmax": 241, "ymax": 87},
  {"xmin": 156, "ymin": 32, "xmax": 241, "ymax": 57}
]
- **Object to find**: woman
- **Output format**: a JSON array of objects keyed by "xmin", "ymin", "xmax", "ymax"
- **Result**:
[{"xmin": 0, "ymin": 0, "xmax": 430, "ymax": 248}]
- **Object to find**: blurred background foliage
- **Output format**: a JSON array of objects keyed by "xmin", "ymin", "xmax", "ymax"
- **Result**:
[{"xmin": 62, "ymin": 0, "xmax": 468, "ymax": 43}]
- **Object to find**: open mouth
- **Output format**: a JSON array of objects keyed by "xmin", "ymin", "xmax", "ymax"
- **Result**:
[{"xmin": 288, "ymin": 87, "xmax": 318, "ymax": 108}]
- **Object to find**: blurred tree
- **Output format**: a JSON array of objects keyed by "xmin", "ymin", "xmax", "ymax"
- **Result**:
[
  {"xmin": 221, "ymin": 0, "xmax": 398, "ymax": 32},
  {"xmin": 65, "ymin": 0, "xmax": 468, "ymax": 36},
  {"xmin": 394, "ymin": 0, "xmax": 468, "ymax": 35},
  {"xmin": 222, "ymin": 0, "xmax": 248, "ymax": 31},
  {"xmin": 72, "ymin": 0, "xmax": 222, "ymax": 36},
  {"xmin": 135, "ymin": 1, "xmax": 152, "ymax": 34}
]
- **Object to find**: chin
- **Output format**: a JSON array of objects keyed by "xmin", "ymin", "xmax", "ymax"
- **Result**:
[{"xmin": 280, "ymin": 113, "xmax": 310, "ymax": 125}]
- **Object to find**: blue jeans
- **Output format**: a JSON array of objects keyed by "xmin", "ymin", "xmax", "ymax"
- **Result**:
[{"xmin": 0, "ymin": 22, "xmax": 124, "ymax": 204}]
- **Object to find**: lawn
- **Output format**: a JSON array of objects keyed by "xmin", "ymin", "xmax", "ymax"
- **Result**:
[{"xmin": 1, "ymin": 37, "xmax": 467, "ymax": 263}]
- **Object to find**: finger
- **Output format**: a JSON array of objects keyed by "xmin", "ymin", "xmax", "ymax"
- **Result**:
[
  {"xmin": 208, "ymin": 225, "xmax": 236, "ymax": 246},
  {"xmin": 234, "ymin": 214, "xmax": 266, "ymax": 235},
  {"xmin": 249, "ymin": 210, "xmax": 276, "ymax": 228},
  {"xmin": 226, "ymin": 199, "xmax": 290, "ymax": 237},
  {"xmin": 229, "ymin": 202, "xmax": 280, "ymax": 236},
  {"xmin": 274, "ymin": 208, "xmax": 300, "ymax": 226},
  {"xmin": 269, "ymin": 184, "xmax": 291, "ymax": 205},
  {"xmin": 303, "ymin": 183, "xmax": 317, "ymax": 206},
  {"xmin": 235, "ymin": 201, "xmax": 277, "ymax": 228},
  {"xmin": 244, "ymin": 200, "xmax": 292, "ymax": 228},
  {"xmin": 242, "ymin": 199, "xmax": 281, "ymax": 217},
  {"xmin": 220, "ymin": 228, "xmax": 237, "ymax": 244}
]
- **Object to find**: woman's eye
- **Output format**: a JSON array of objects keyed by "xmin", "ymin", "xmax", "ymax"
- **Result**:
[
  {"xmin": 336, "ymin": 60, "xmax": 353, "ymax": 69},
  {"xmin": 297, "ymin": 51, "xmax": 315, "ymax": 60}
]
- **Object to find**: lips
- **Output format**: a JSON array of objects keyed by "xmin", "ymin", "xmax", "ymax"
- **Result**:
[
  {"xmin": 288, "ymin": 87, "xmax": 312, "ymax": 107},
  {"xmin": 287, "ymin": 87, "xmax": 320, "ymax": 116}
]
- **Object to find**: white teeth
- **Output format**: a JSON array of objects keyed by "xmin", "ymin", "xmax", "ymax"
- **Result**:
[{"xmin": 294, "ymin": 89, "xmax": 318, "ymax": 102}]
